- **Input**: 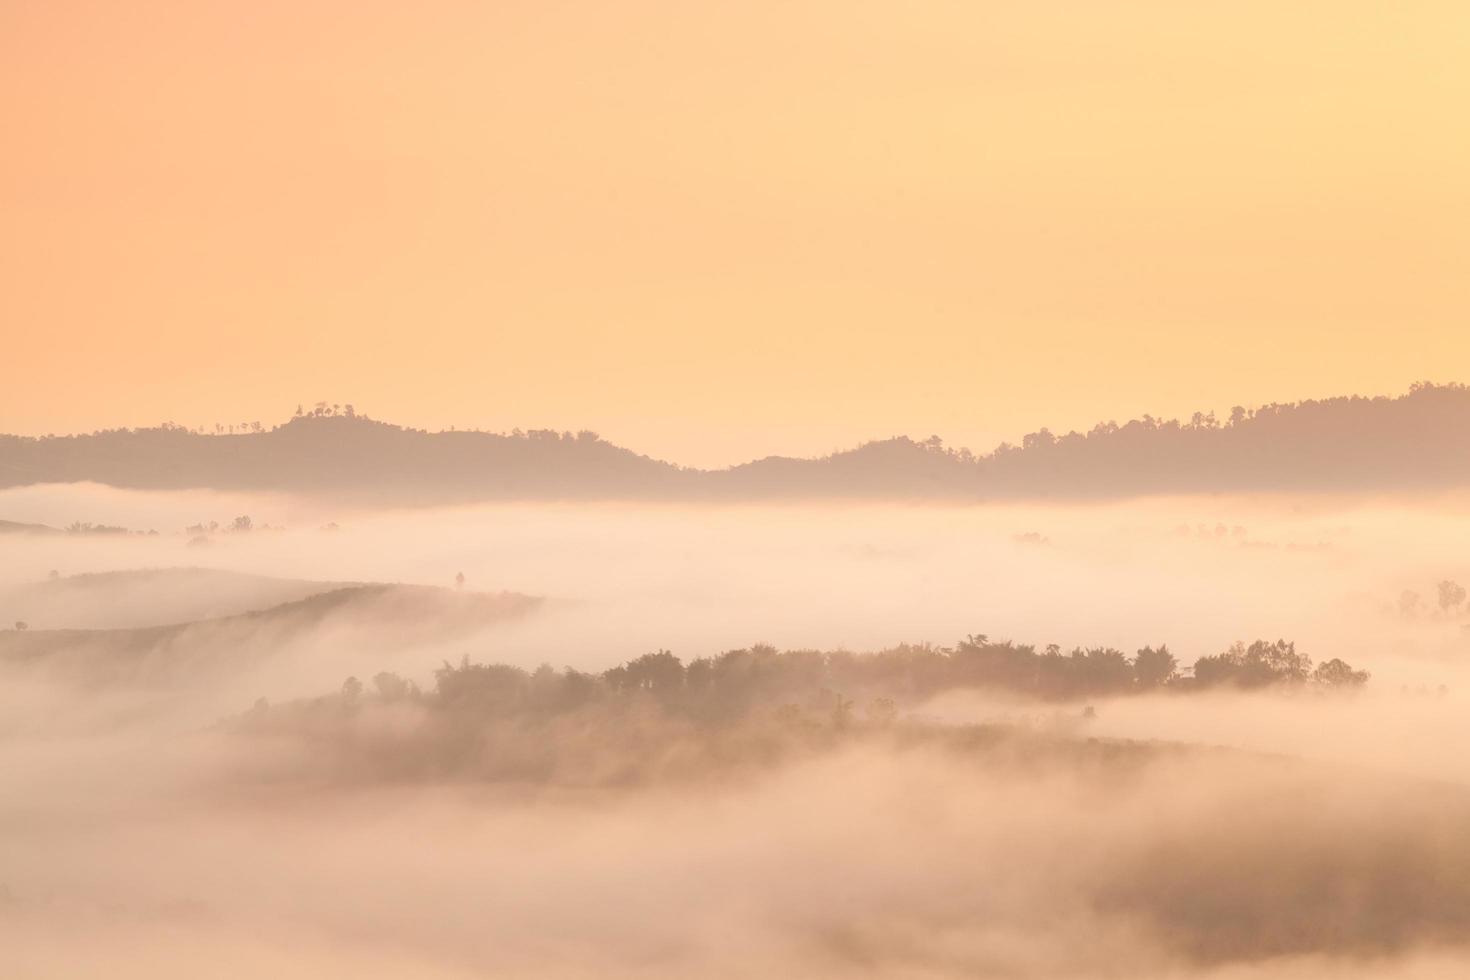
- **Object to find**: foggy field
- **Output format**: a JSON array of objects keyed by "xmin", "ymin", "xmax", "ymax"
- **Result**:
[{"xmin": 5, "ymin": 485, "xmax": 1470, "ymax": 977}]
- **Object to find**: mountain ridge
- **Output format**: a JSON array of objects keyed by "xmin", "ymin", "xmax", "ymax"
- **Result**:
[{"xmin": 4, "ymin": 383, "xmax": 1470, "ymax": 502}]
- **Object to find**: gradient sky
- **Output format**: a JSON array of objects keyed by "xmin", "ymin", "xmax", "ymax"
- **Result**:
[{"xmin": 3, "ymin": 1, "xmax": 1468, "ymax": 466}]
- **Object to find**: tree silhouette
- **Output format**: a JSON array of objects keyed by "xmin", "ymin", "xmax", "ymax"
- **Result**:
[
  {"xmin": 866, "ymin": 697, "xmax": 898, "ymax": 725},
  {"xmin": 1313, "ymin": 659, "xmax": 1370, "ymax": 688},
  {"xmin": 1133, "ymin": 646, "xmax": 1178, "ymax": 688},
  {"xmin": 830, "ymin": 693, "xmax": 855, "ymax": 730},
  {"xmin": 1438, "ymin": 580, "xmax": 1466, "ymax": 616},
  {"xmin": 1193, "ymin": 640, "xmax": 1312, "ymax": 689}
]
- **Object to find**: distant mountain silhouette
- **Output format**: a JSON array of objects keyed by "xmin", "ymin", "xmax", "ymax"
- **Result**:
[
  {"xmin": 4, "ymin": 383, "xmax": 1470, "ymax": 502},
  {"xmin": 0, "ymin": 413, "xmax": 678, "ymax": 503}
]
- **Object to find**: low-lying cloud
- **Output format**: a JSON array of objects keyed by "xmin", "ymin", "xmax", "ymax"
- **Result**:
[{"xmin": 6, "ymin": 486, "xmax": 1470, "ymax": 976}]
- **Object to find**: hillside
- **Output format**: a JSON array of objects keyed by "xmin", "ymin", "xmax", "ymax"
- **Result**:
[
  {"xmin": 5, "ymin": 383, "xmax": 1470, "ymax": 501},
  {"xmin": 0, "ymin": 567, "xmax": 358, "ymax": 630},
  {"xmin": 0, "ymin": 583, "xmax": 542, "ymax": 688},
  {"xmin": 0, "ymin": 519, "xmax": 61, "ymax": 535},
  {"xmin": 0, "ymin": 413, "xmax": 682, "ymax": 502}
]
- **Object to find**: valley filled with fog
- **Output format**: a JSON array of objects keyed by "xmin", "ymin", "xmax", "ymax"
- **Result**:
[{"xmin": 6, "ymin": 484, "xmax": 1470, "ymax": 977}]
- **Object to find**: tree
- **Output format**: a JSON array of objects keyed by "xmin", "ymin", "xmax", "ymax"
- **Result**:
[
  {"xmin": 615, "ymin": 650, "xmax": 685, "ymax": 699},
  {"xmin": 1133, "ymin": 645, "xmax": 1178, "ymax": 688},
  {"xmin": 1074, "ymin": 647, "xmax": 1134, "ymax": 694},
  {"xmin": 1021, "ymin": 428, "xmax": 1056, "ymax": 451},
  {"xmin": 831, "ymin": 693, "xmax": 855, "ymax": 730},
  {"xmin": 1189, "ymin": 411, "xmax": 1217, "ymax": 430},
  {"xmin": 1193, "ymin": 639, "xmax": 1312, "ymax": 689},
  {"xmin": 866, "ymin": 697, "xmax": 898, "ymax": 726},
  {"xmin": 434, "ymin": 658, "xmax": 529, "ymax": 710},
  {"xmin": 1313, "ymin": 658, "xmax": 1370, "ymax": 688},
  {"xmin": 1438, "ymin": 580, "xmax": 1467, "ymax": 616},
  {"xmin": 373, "ymin": 672, "xmax": 414, "ymax": 701}
]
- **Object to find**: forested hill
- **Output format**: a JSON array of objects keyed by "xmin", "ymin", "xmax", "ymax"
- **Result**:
[
  {"xmin": 4, "ymin": 384, "xmax": 1470, "ymax": 502},
  {"xmin": 0, "ymin": 413, "xmax": 681, "ymax": 502}
]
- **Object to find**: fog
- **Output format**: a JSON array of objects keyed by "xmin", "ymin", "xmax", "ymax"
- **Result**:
[{"xmin": 5, "ymin": 483, "xmax": 1470, "ymax": 976}]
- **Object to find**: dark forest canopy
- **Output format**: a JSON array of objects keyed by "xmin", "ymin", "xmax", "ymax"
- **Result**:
[{"xmin": 6, "ymin": 383, "xmax": 1470, "ymax": 501}]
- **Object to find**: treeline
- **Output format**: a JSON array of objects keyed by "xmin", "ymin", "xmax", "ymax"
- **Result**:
[
  {"xmin": 454, "ymin": 635, "xmax": 1366, "ymax": 713},
  {"xmin": 7, "ymin": 384, "xmax": 1470, "ymax": 500},
  {"xmin": 255, "ymin": 635, "xmax": 1369, "ymax": 727},
  {"xmin": 232, "ymin": 636, "xmax": 1368, "ymax": 785},
  {"xmin": 0, "ymin": 519, "xmax": 156, "ymax": 537}
]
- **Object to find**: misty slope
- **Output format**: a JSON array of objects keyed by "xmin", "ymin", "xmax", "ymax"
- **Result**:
[
  {"xmin": 0, "ymin": 567, "xmax": 357, "ymax": 630},
  {"xmin": 226, "ymin": 672, "xmax": 1470, "ymax": 969},
  {"xmin": 0, "ymin": 519, "xmax": 61, "ymax": 535},
  {"xmin": 0, "ymin": 584, "xmax": 541, "ymax": 687},
  {"xmin": 5, "ymin": 383, "xmax": 1470, "ymax": 500}
]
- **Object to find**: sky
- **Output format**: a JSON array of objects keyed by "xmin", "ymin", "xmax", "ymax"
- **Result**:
[{"xmin": 3, "ymin": 1, "xmax": 1468, "ymax": 467}]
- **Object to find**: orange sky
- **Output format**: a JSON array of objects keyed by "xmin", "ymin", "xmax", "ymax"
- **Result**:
[{"xmin": 3, "ymin": 1, "xmax": 1468, "ymax": 466}]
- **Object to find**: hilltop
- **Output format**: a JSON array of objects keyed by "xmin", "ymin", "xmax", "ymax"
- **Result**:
[
  {"xmin": 5, "ymin": 383, "xmax": 1470, "ymax": 502},
  {"xmin": 0, "ymin": 567, "xmax": 359, "ymax": 630}
]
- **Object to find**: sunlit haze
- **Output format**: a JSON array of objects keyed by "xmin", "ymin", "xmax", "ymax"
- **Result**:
[
  {"xmin": 5, "ymin": 4, "xmax": 1470, "ymax": 978},
  {"xmin": 4, "ymin": 2, "xmax": 1469, "ymax": 464}
]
